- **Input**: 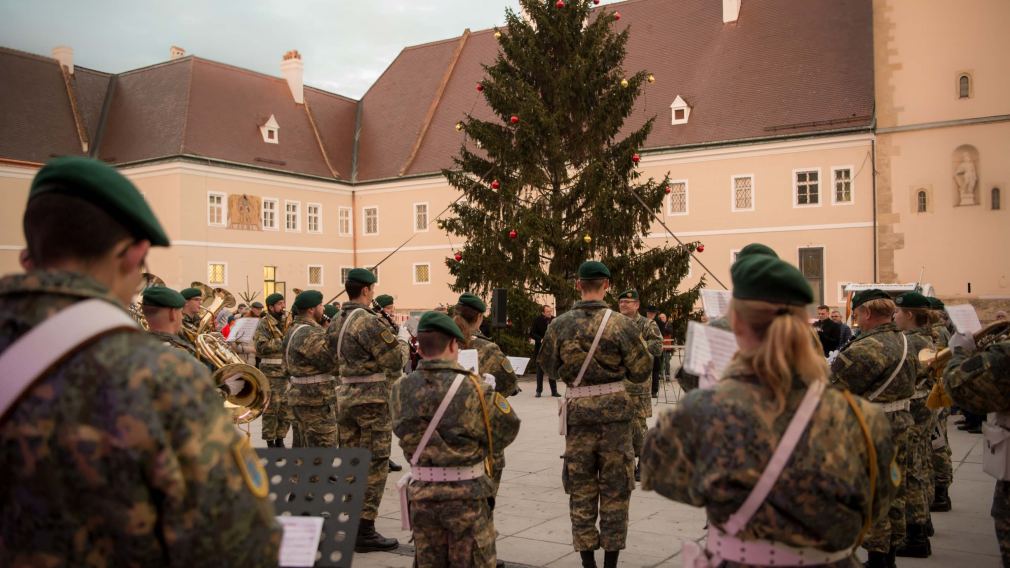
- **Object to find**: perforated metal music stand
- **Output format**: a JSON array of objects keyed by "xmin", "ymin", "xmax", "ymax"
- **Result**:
[{"xmin": 258, "ymin": 447, "xmax": 370, "ymax": 567}]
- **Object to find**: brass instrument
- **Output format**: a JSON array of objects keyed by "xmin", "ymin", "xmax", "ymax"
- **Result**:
[
  {"xmin": 196, "ymin": 332, "xmax": 271, "ymax": 424},
  {"xmin": 925, "ymin": 319, "xmax": 1010, "ymax": 409},
  {"xmin": 191, "ymin": 281, "xmax": 236, "ymax": 335},
  {"xmin": 128, "ymin": 272, "xmax": 167, "ymax": 331}
]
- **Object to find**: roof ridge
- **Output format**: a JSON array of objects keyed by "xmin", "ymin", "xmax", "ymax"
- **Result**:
[
  {"xmin": 303, "ymin": 99, "xmax": 341, "ymax": 178},
  {"xmin": 58, "ymin": 65, "xmax": 90, "ymax": 153},
  {"xmin": 189, "ymin": 56, "xmax": 357, "ymax": 102}
]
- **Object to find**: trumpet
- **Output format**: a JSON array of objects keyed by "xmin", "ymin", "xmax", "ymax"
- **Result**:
[
  {"xmin": 925, "ymin": 319, "xmax": 1010, "ymax": 409},
  {"xmin": 196, "ymin": 332, "xmax": 271, "ymax": 424}
]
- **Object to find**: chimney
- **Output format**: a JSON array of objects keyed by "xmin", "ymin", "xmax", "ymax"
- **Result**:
[
  {"xmin": 52, "ymin": 46, "xmax": 73, "ymax": 74},
  {"xmin": 723, "ymin": 0, "xmax": 741, "ymax": 23},
  {"xmin": 280, "ymin": 50, "xmax": 304, "ymax": 105},
  {"xmin": 170, "ymin": 45, "xmax": 186, "ymax": 60}
]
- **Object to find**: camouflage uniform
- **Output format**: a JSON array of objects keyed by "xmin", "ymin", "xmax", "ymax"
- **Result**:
[
  {"xmin": 539, "ymin": 301, "xmax": 652, "ymax": 552},
  {"xmin": 181, "ymin": 312, "xmax": 201, "ymax": 341},
  {"xmin": 282, "ymin": 314, "xmax": 338, "ymax": 448},
  {"xmin": 255, "ymin": 312, "xmax": 293, "ymax": 443},
  {"xmin": 327, "ymin": 301, "xmax": 404, "ymax": 521},
  {"xmin": 902, "ymin": 328, "xmax": 936, "ymax": 526},
  {"xmin": 148, "ymin": 329, "xmax": 200, "ymax": 360},
  {"xmin": 626, "ymin": 314, "xmax": 661, "ymax": 459},
  {"xmin": 391, "ymin": 358, "xmax": 521, "ymax": 567},
  {"xmin": 831, "ymin": 322, "xmax": 916, "ymax": 553},
  {"xmin": 930, "ymin": 324, "xmax": 954, "ymax": 494},
  {"xmin": 0, "ymin": 271, "xmax": 281, "ymax": 566},
  {"xmin": 472, "ymin": 331, "xmax": 520, "ymax": 493},
  {"xmin": 641, "ymin": 363, "xmax": 897, "ymax": 566},
  {"xmin": 942, "ymin": 339, "xmax": 1010, "ymax": 566}
]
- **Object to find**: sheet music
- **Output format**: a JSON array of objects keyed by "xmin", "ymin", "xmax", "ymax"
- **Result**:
[
  {"xmin": 945, "ymin": 304, "xmax": 982, "ymax": 334},
  {"xmin": 458, "ymin": 349, "xmax": 480, "ymax": 375},
  {"xmin": 227, "ymin": 317, "xmax": 259, "ymax": 343},
  {"xmin": 683, "ymin": 321, "xmax": 738, "ymax": 389},
  {"xmin": 700, "ymin": 289, "xmax": 732, "ymax": 319},
  {"xmin": 506, "ymin": 356, "xmax": 530, "ymax": 375},
  {"xmin": 277, "ymin": 516, "xmax": 324, "ymax": 567}
]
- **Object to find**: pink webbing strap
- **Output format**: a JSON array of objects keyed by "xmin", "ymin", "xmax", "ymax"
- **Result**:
[
  {"xmin": 721, "ymin": 379, "xmax": 826, "ymax": 536},
  {"xmin": 558, "ymin": 309, "xmax": 613, "ymax": 436}
]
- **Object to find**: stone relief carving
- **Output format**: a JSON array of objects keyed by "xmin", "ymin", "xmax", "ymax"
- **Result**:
[
  {"xmin": 953, "ymin": 145, "xmax": 980, "ymax": 206},
  {"xmin": 228, "ymin": 194, "xmax": 262, "ymax": 230}
]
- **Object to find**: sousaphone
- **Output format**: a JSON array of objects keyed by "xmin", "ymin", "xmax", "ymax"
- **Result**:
[{"xmin": 196, "ymin": 332, "xmax": 271, "ymax": 424}]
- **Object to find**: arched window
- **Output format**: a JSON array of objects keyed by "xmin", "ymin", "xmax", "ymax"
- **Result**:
[
  {"xmin": 993, "ymin": 187, "xmax": 1002, "ymax": 211},
  {"xmin": 959, "ymin": 75, "xmax": 971, "ymax": 99},
  {"xmin": 917, "ymin": 190, "xmax": 928, "ymax": 213}
]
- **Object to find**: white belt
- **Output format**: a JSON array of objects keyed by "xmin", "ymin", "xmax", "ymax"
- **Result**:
[
  {"xmin": 340, "ymin": 373, "xmax": 386, "ymax": 385},
  {"xmin": 290, "ymin": 374, "xmax": 335, "ymax": 385},
  {"xmin": 706, "ymin": 527, "xmax": 855, "ymax": 566},
  {"xmin": 559, "ymin": 382, "xmax": 626, "ymax": 436},
  {"xmin": 260, "ymin": 358, "xmax": 283, "ymax": 365},
  {"xmin": 876, "ymin": 398, "xmax": 911, "ymax": 413},
  {"xmin": 410, "ymin": 462, "xmax": 486, "ymax": 482}
]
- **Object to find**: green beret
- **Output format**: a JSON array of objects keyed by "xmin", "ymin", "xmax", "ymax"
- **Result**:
[
  {"xmin": 375, "ymin": 294, "xmax": 395, "ymax": 308},
  {"xmin": 323, "ymin": 304, "xmax": 338, "ymax": 319},
  {"xmin": 250, "ymin": 301, "xmax": 264, "ymax": 309},
  {"xmin": 180, "ymin": 287, "xmax": 202, "ymax": 300},
  {"xmin": 347, "ymin": 268, "xmax": 377, "ymax": 285},
  {"xmin": 617, "ymin": 289, "xmax": 639, "ymax": 301},
  {"xmin": 294, "ymin": 290, "xmax": 323, "ymax": 311},
  {"xmin": 851, "ymin": 289, "xmax": 891, "ymax": 309},
  {"xmin": 895, "ymin": 292, "xmax": 931, "ymax": 309},
  {"xmin": 266, "ymin": 293, "xmax": 284, "ymax": 306},
  {"xmin": 141, "ymin": 286, "xmax": 185, "ymax": 308},
  {"xmin": 731, "ymin": 255, "xmax": 813, "ymax": 306},
  {"xmin": 417, "ymin": 311, "xmax": 465, "ymax": 341},
  {"xmin": 30, "ymin": 157, "xmax": 170, "ymax": 246},
  {"xmin": 578, "ymin": 261, "xmax": 611, "ymax": 280},
  {"xmin": 737, "ymin": 243, "xmax": 779, "ymax": 260},
  {"xmin": 645, "ymin": 305, "xmax": 658, "ymax": 313},
  {"xmin": 457, "ymin": 293, "xmax": 486, "ymax": 313},
  {"xmin": 927, "ymin": 297, "xmax": 945, "ymax": 310}
]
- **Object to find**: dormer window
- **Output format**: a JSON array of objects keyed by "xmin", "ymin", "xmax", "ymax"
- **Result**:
[
  {"xmin": 260, "ymin": 114, "xmax": 280, "ymax": 144},
  {"xmin": 670, "ymin": 95, "xmax": 691, "ymax": 125}
]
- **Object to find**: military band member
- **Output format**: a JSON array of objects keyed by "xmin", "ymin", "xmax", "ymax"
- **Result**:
[
  {"xmin": 927, "ymin": 296, "xmax": 954, "ymax": 513},
  {"xmin": 0, "ymin": 157, "xmax": 280, "ymax": 565},
  {"xmin": 615, "ymin": 289, "xmax": 661, "ymax": 482},
  {"xmin": 642, "ymin": 254, "xmax": 895, "ymax": 568},
  {"xmin": 142, "ymin": 286, "xmax": 200, "ymax": 360},
  {"xmin": 539, "ymin": 261, "xmax": 652, "ymax": 568},
  {"xmin": 282, "ymin": 290, "xmax": 338, "ymax": 448},
  {"xmin": 255, "ymin": 292, "xmax": 292, "ymax": 448},
  {"xmin": 327, "ymin": 268, "xmax": 403, "ymax": 552},
  {"xmin": 179, "ymin": 286, "xmax": 203, "ymax": 341},
  {"xmin": 322, "ymin": 303, "xmax": 338, "ymax": 327},
  {"xmin": 392, "ymin": 311, "xmax": 521, "ymax": 568},
  {"xmin": 831, "ymin": 289, "xmax": 916, "ymax": 567}
]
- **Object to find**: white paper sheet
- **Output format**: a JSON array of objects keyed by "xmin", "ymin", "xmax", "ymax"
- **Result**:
[
  {"xmin": 277, "ymin": 516, "xmax": 325, "ymax": 567},
  {"xmin": 700, "ymin": 289, "xmax": 732, "ymax": 319},
  {"xmin": 683, "ymin": 321, "xmax": 739, "ymax": 389},
  {"xmin": 227, "ymin": 317, "xmax": 259, "ymax": 344},
  {"xmin": 458, "ymin": 349, "xmax": 480, "ymax": 375},
  {"xmin": 506, "ymin": 356, "xmax": 530, "ymax": 375},
  {"xmin": 946, "ymin": 304, "xmax": 982, "ymax": 335}
]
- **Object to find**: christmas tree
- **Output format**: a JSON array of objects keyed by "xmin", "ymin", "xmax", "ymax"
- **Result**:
[{"xmin": 440, "ymin": 0, "xmax": 703, "ymax": 351}]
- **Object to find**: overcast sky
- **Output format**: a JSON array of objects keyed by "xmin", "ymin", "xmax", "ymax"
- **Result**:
[{"xmin": 0, "ymin": 1, "xmax": 628, "ymax": 99}]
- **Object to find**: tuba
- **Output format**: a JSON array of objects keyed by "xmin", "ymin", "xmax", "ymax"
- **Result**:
[
  {"xmin": 925, "ymin": 319, "xmax": 1010, "ymax": 409},
  {"xmin": 128, "ymin": 272, "xmax": 167, "ymax": 331},
  {"xmin": 191, "ymin": 281, "xmax": 236, "ymax": 335},
  {"xmin": 196, "ymin": 332, "xmax": 271, "ymax": 424}
]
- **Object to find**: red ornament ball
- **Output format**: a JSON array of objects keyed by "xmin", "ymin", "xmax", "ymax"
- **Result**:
[
  {"xmin": 614, "ymin": 11, "xmax": 621, "ymax": 20},
  {"xmin": 476, "ymin": 83, "xmax": 484, "ymax": 92},
  {"xmin": 454, "ymin": 252, "xmax": 463, "ymax": 262},
  {"xmin": 697, "ymin": 244, "xmax": 705, "ymax": 253},
  {"xmin": 664, "ymin": 186, "xmax": 672, "ymax": 194},
  {"xmin": 491, "ymin": 179, "xmax": 501, "ymax": 190},
  {"xmin": 510, "ymin": 115, "xmax": 519, "ymax": 124},
  {"xmin": 632, "ymin": 153, "xmax": 640, "ymax": 164},
  {"xmin": 508, "ymin": 229, "xmax": 518, "ymax": 239},
  {"xmin": 594, "ymin": 0, "xmax": 600, "ymax": 4},
  {"xmin": 556, "ymin": 0, "xmax": 565, "ymax": 7}
]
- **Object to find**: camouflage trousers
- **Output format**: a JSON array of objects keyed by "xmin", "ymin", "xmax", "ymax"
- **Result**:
[
  {"xmin": 410, "ymin": 498, "xmax": 496, "ymax": 568},
  {"xmin": 630, "ymin": 392, "xmax": 651, "ymax": 458},
  {"xmin": 260, "ymin": 377, "xmax": 292, "ymax": 441},
  {"xmin": 904, "ymin": 399, "xmax": 935, "ymax": 524},
  {"xmin": 864, "ymin": 411, "xmax": 911, "ymax": 553},
  {"xmin": 562, "ymin": 421, "xmax": 635, "ymax": 552},
  {"xmin": 491, "ymin": 450, "xmax": 505, "ymax": 496},
  {"xmin": 337, "ymin": 402, "xmax": 391, "ymax": 521},
  {"xmin": 291, "ymin": 402, "xmax": 337, "ymax": 448},
  {"xmin": 932, "ymin": 409, "xmax": 954, "ymax": 488},
  {"xmin": 992, "ymin": 481, "xmax": 1010, "ymax": 568}
]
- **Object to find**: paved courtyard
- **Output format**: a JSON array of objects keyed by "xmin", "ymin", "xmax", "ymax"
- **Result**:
[{"xmin": 251, "ymin": 377, "xmax": 1002, "ymax": 567}]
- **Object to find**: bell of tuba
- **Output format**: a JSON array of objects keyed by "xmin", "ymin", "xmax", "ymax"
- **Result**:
[
  {"xmin": 196, "ymin": 332, "xmax": 271, "ymax": 424},
  {"xmin": 191, "ymin": 281, "xmax": 236, "ymax": 335},
  {"xmin": 128, "ymin": 272, "xmax": 167, "ymax": 331}
]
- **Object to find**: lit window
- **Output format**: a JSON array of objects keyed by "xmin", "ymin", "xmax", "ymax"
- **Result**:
[
  {"xmin": 208, "ymin": 263, "xmax": 226, "ymax": 285},
  {"xmin": 363, "ymin": 207, "xmax": 378, "ymax": 235},
  {"xmin": 992, "ymin": 187, "xmax": 1001, "ymax": 211},
  {"xmin": 959, "ymin": 74, "xmax": 971, "ymax": 99},
  {"xmin": 917, "ymin": 190, "xmax": 928, "ymax": 213},
  {"xmin": 414, "ymin": 203, "xmax": 429, "ymax": 232},
  {"xmin": 795, "ymin": 170, "xmax": 820, "ymax": 206},
  {"xmin": 263, "ymin": 266, "xmax": 277, "ymax": 297},
  {"xmin": 414, "ymin": 263, "xmax": 431, "ymax": 285},
  {"xmin": 733, "ymin": 175, "xmax": 753, "ymax": 211},
  {"xmin": 285, "ymin": 201, "xmax": 300, "ymax": 231},
  {"xmin": 262, "ymin": 199, "xmax": 278, "ymax": 230},
  {"xmin": 308, "ymin": 265, "xmax": 323, "ymax": 286},
  {"xmin": 667, "ymin": 182, "xmax": 687, "ymax": 215},
  {"xmin": 208, "ymin": 193, "xmax": 225, "ymax": 226},
  {"xmin": 833, "ymin": 168, "xmax": 852, "ymax": 203},
  {"xmin": 307, "ymin": 203, "xmax": 321, "ymax": 233},
  {"xmin": 338, "ymin": 207, "xmax": 352, "ymax": 235}
]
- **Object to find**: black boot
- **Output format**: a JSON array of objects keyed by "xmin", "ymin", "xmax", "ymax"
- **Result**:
[
  {"xmin": 273, "ymin": 438, "xmax": 286, "ymax": 448},
  {"xmin": 603, "ymin": 550, "xmax": 619, "ymax": 568},
  {"xmin": 888, "ymin": 546, "xmax": 897, "ymax": 568},
  {"xmin": 931, "ymin": 485, "xmax": 952, "ymax": 512},
  {"xmin": 265, "ymin": 439, "xmax": 277, "ymax": 448},
  {"xmin": 926, "ymin": 517, "xmax": 935, "ymax": 536},
  {"xmin": 354, "ymin": 518, "xmax": 399, "ymax": 553},
  {"xmin": 388, "ymin": 459, "xmax": 403, "ymax": 472},
  {"xmin": 634, "ymin": 460, "xmax": 641, "ymax": 482},
  {"xmin": 863, "ymin": 551, "xmax": 889, "ymax": 568},
  {"xmin": 579, "ymin": 550, "xmax": 597, "ymax": 568},
  {"xmin": 895, "ymin": 524, "xmax": 931, "ymax": 558}
]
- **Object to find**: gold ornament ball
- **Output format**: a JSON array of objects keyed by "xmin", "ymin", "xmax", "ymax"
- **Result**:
[
  {"xmin": 647, "ymin": 74, "xmax": 656, "ymax": 83},
  {"xmin": 455, "ymin": 122, "xmax": 464, "ymax": 131},
  {"xmin": 620, "ymin": 79, "xmax": 629, "ymax": 88},
  {"xmin": 583, "ymin": 234, "xmax": 592, "ymax": 244},
  {"xmin": 494, "ymin": 31, "xmax": 502, "ymax": 39}
]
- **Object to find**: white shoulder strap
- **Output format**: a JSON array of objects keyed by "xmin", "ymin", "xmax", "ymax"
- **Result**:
[
  {"xmin": 410, "ymin": 373, "xmax": 467, "ymax": 466},
  {"xmin": 336, "ymin": 308, "xmax": 366, "ymax": 358},
  {"xmin": 573, "ymin": 309, "xmax": 613, "ymax": 388},
  {"xmin": 285, "ymin": 324, "xmax": 310, "ymax": 363},
  {"xmin": 0, "ymin": 299, "xmax": 138, "ymax": 419},
  {"xmin": 868, "ymin": 333, "xmax": 909, "ymax": 402}
]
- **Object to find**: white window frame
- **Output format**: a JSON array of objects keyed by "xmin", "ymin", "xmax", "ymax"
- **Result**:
[
  {"xmin": 793, "ymin": 168, "xmax": 822, "ymax": 208},
  {"xmin": 284, "ymin": 200, "xmax": 301, "ymax": 232},
  {"xmin": 363, "ymin": 206, "xmax": 379, "ymax": 236},
  {"xmin": 836, "ymin": 281, "xmax": 854, "ymax": 304},
  {"xmin": 307, "ymin": 264, "xmax": 324, "ymax": 287},
  {"xmin": 207, "ymin": 261, "xmax": 228, "ymax": 286},
  {"xmin": 666, "ymin": 180, "xmax": 689, "ymax": 216},
  {"xmin": 413, "ymin": 202, "xmax": 430, "ymax": 233},
  {"xmin": 831, "ymin": 166, "xmax": 855, "ymax": 206},
  {"xmin": 412, "ymin": 262, "xmax": 432, "ymax": 285},
  {"xmin": 207, "ymin": 191, "xmax": 227, "ymax": 227},
  {"xmin": 339, "ymin": 266, "xmax": 352, "ymax": 284},
  {"xmin": 262, "ymin": 198, "xmax": 279, "ymax": 231},
  {"xmin": 338, "ymin": 207, "xmax": 352, "ymax": 236},
  {"xmin": 730, "ymin": 174, "xmax": 755, "ymax": 212},
  {"xmin": 307, "ymin": 202, "xmax": 323, "ymax": 234}
]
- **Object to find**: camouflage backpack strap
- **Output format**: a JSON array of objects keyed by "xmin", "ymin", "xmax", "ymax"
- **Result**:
[
  {"xmin": 868, "ymin": 332, "xmax": 908, "ymax": 402},
  {"xmin": 336, "ymin": 308, "xmax": 366, "ymax": 358},
  {"xmin": 0, "ymin": 299, "xmax": 139, "ymax": 420},
  {"xmin": 284, "ymin": 324, "xmax": 309, "ymax": 363},
  {"xmin": 841, "ymin": 390, "xmax": 878, "ymax": 547}
]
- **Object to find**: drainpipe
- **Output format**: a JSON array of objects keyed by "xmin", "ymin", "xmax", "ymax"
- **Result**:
[{"xmin": 871, "ymin": 138, "xmax": 878, "ymax": 282}]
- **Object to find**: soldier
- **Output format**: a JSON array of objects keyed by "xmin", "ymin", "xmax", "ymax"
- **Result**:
[
  {"xmin": 927, "ymin": 296, "xmax": 954, "ymax": 513},
  {"xmin": 255, "ymin": 292, "xmax": 292, "ymax": 448},
  {"xmin": 539, "ymin": 261, "xmax": 652, "ymax": 568},
  {"xmin": 615, "ymin": 289, "xmax": 661, "ymax": 482},
  {"xmin": 893, "ymin": 291, "xmax": 937, "ymax": 557},
  {"xmin": 392, "ymin": 311, "xmax": 521, "ymax": 568},
  {"xmin": 179, "ymin": 286, "xmax": 203, "ymax": 340},
  {"xmin": 941, "ymin": 329, "xmax": 1010, "ymax": 566},
  {"xmin": 831, "ymin": 289, "xmax": 916, "ymax": 567},
  {"xmin": 141, "ymin": 286, "xmax": 200, "ymax": 360},
  {"xmin": 282, "ymin": 290, "xmax": 338, "ymax": 448},
  {"xmin": 645, "ymin": 305, "xmax": 663, "ymax": 397},
  {"xmin": 327, "ymin": 268, "xmax": 403, "ymax": 552},
  {"xmin": 0, "ymin": 157, "xmax": 280, "ymax": 565},
  {"xmin": 642, "ymin": 254, "xmax": 896, "ymax": 567},
  {"xmin": 322, "ymin": 303, "xmax": 338, "ymax": 327}
]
